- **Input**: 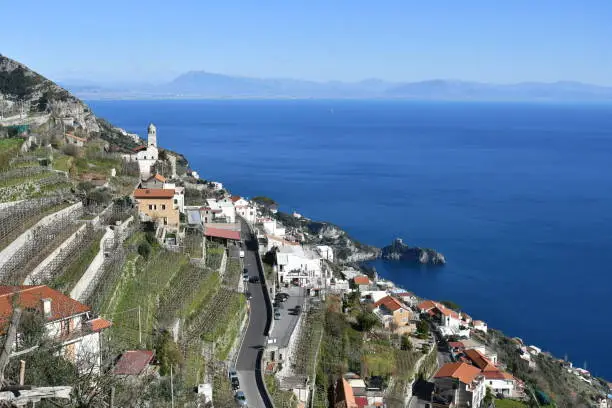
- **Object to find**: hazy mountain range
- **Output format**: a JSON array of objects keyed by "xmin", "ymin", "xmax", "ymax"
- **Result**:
[{"xmin": 60, "ymin": 71, "xmax": 612, "ymax": 101}]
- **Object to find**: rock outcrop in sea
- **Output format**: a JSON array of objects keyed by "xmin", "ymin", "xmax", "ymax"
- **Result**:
[{"xmin": 381, "ymin": 238, "xmax": 446, "ymax": 265}]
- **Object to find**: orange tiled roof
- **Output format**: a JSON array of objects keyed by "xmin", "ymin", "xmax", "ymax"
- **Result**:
[
  {"xmin": 340, "ymin": 378, "xmax": 358, "ymax": 408},
  {"xmin": 434, "ymin": 362, "xmax": 482, "ymax": 385},
  {"xmin": 65, "ymin": 133, "xmax": 87, "ymax": 142},
  {"xmin": 417, "ymin": 300, "xmax": 439, "ymax": 311},
  {"xmin": 374, "ymin": 296, "xmax": 407, "ymax": 313},
  {"xmin": 464, "ymin": 349, "xmax": 497, "ymax": 372},
  {"xmin": 483, "ymin": 370, "xmax": 515, "ymax": 381},
  {"xmin": 0, "ymin": 285, "xmax": 90, "ymax": 332},
  {"xmin": 152, "ymin": 173, "xmax": 166, "ymax": 182},
  {"xmin": 89, "ymin": 317, "xmax": 112, "ymax": 332},
  {"xmin": 353, "ymin": 276, "xmax": 370, "ymax": 285},
  {"xmin": 231, "ymin": 195, "xmax": 242, "ymax": 203},
  {"xmin": 473, "ymin": 320, "xmax": 486, "ymax": 326},
  {"xmin": 133, "ymin": 188, "xmax": 175, "ymax": 199}
]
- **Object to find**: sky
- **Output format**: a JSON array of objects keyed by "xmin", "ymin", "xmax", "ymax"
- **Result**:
[{"xmin": 1, "ymin": 0, "xmax": 611, "ymax": 85}]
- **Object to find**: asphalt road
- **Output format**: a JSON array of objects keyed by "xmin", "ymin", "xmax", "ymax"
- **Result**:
[{"xmin": 235, "ymin": 219, "xmax": 273, "ymax": 408}]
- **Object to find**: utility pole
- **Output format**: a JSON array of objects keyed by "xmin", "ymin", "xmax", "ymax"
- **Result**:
[
  {"xmin": 170, "ymin": 365, "xmax": 175, "ymax": 408},
  {"xmin": 138, "ymin": 305, "xmax": 142, "ymax": 345}
]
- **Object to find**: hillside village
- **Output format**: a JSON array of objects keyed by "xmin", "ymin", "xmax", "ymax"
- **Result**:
[{"xmin": 1, "ymin": 54, "xmax": 611, "ymax": 408}]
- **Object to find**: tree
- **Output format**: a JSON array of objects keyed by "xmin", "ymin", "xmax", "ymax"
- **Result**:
[
  {"xmin": 400, "ymin": 334, "xmax": 412, "ymax": 351},
  {"xmin": 154, "ymin": 330, "xmax": 183, "ymax": 376},
  {"xmin": 356, "ymin": 311, "xmax": 379, "ymax": 332},
  {"xmin": 416, "ymin": 320, "xmax": 429, "ymax": 339},
  {"xmin": 440, "ymin": 300, "xmax": 461, "ymax": 311},
  {"xmin": 138, "ymin": 241, "xmax": 152, "ymax": 260}
]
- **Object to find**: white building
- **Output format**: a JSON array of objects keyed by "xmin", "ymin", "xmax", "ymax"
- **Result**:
[
  {"xmin": 276, "ymin": 245, "xmax": 323, "ymax": 287},
  {"xmin": 123, "ymin": 123, "xmax": 159, "ymax": 179},
  {"xmin": 483, "ymin": 371, "xmax": 517, "ymax": 398},
  {"xmin": 0, "ymin": 285, "xmax": 111, "ymax": 373},
  {"xmin": 315, "ymin": 245, "xmax": 334, "ymax": 263},
  {"xmin": 232, "ymin": 196, "xmax": 256, "ymax": 224},
  {"xmin": 260, "ymin": 217, "xmax": 286, "ymax": 238},
  {"xmin": 472, "ymin": 320, "xmax": 488, "ymax": 333},
  {"xmin": 210, "ymin": 181, "xmax": 223, "ymax": 191},
  {"xmin": 163, "ymin": 183, "xmax": 185, "ymax": 213},
  {"xmin": 206, "ymin": 198, "xmax": 236, "ymax": 223},
  {"xmin": 433, "ymin": 363, "xmax": 486, "ymax": 408}
]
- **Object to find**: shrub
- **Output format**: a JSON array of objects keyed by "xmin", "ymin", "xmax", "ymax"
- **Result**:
[
  {"xmin": 356, "ymin": 310, "xmax": 379, "ymax": 332},
  {"xmin": 154, "ymin": 330, "xmax": 183, "ymax": 376},
  {"xmin": 138, "ymin": 242, "xmax": 151, "ymax": 259},
  {"xmin": 62, "ymin": 143, "xmax": 80, "ymax": 157}
]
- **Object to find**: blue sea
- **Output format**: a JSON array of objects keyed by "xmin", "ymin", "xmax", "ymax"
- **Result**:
[{"xmin": 88, "ymin": 99, "xmax": 612, "ymax": 379}]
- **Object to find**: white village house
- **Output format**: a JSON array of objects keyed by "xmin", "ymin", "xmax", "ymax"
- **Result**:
[
  {"xmin": 276, "ymin": 244, "xmax": 324, "ymax": 287},
  {"xmin": 231, "ymin": 196, "xmax": 256, "ymax": 224},
  {"xmin": 0, "ymin": 285, "xmax": 111, "ymax": 372}
]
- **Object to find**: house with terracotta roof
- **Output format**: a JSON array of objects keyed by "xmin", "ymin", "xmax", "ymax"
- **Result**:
[
  {"xmin": 353, "ymin": 275, "xmax": 372, "ymax": 291},
  {"xmin": 417, "ymin": 300, "xmax": 463, "ymax": 330},
  {"xmin": 335, "ymin": 378, "xmax": 358, "ymax": 408},
  {"xmin": 113, "ymin": 350, "xmax": 157, "ymax": 378},
  {"xmin": 373, "ymin": 296, "xmax": 414, "ymax": 334},
  {"xmin": 432, "ymin": 362, "xmax": 486, "ymax": 408},
  {"xmin": 65, "ymin": 132, "xmax": 87, "ymax": 147},
  {"xmin": 133, "ymin": 188, "xmax": 180, "ymax": 228},
  {"xmin": 204, "ymin": 222, "xmax": 241, "ymax": 246},
  {"xmin": 0, "ymin": 285, "xmax": 111, "ymax": 372},
  {"xmin": 140, "ymin": 173, "xmax": 167, "ymax": 189},
  {"xmin": 464, "ymin": 349, "xmax": 498, "ymax": 372}
]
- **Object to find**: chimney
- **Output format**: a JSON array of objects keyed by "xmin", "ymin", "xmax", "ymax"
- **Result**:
[{"xmin": 41, "ymin": 298, "xmax": 52, "ymax": 318}]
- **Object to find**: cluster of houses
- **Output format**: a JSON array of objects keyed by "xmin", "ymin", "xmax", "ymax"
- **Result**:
[
  {"xmin": 330, "ymin": 272, "xmax": 532, "ymax": 408},
  {"xmin": 335, "ymin": 374, "xmax": 385, "ymax": 408}
]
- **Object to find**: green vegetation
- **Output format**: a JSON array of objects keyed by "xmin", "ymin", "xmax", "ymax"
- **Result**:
[
  {"xmin": 51, "ymin": 229, "xmax": 105, "ymax": 293},
  {"xmin": 155, "ymin": 330, "xmax": 183, "ymax": 376},
  {"xmin": 205, "ymin": 245, "xmax": 225, "ymax": 269},
  {"xmin": 440, "ymin": 300, "xmax": 461, "ymax": 311},
  {"xmin": 0, "ymin": 138, "xmax": 23, "ymax": 170},
  {"xmin": 416, "ymin": 319, "xmax": 430, "ymax": 339},
  {"xmin": 494, "ymin": 399, "xmax": 528, "ymax": 408},
  {"xmin": 265, "ymin": 375, "xmax": 298, "ymax": 408}
]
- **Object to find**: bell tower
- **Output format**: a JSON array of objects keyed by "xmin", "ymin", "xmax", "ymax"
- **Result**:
[{"xmin": 147, "ymin": 123, "xmax": 157, "ymax": 148}]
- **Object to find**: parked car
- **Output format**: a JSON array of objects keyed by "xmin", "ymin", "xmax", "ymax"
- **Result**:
[
  {"xmin": 231, "ymin": 376, "xmax": 240, "ymax": 390},
  {"xmin": 243, "ymin": 269, "xmax": 249, "ymax": 281},
  {"xmin": 228, "ymin": 369, "xmax": 238, "ymax": 380},
  {"xmin": 244, "ymin": 291, "xmax": 252, "ymax": 300},
  {"xmin": 239, "ymin": 250, "xmax": 245, "ymax": 258},
  {"xmin": 294, "ymin": 305, "xmax": 302, "ymax": 314},
  {"xmin": 275, "ymin": 294, "xmax": 287, "ymax": 303},
  {"xmin": 234, "ymin": 391, "xmax": 247, "ymax": 406},
  {"xmin": 274, "ymin": 310, "xmax": 281, "ymax": 320},
  {"xmin": 276, "ymin": 292, "xmax": 290, "ymax": 300},
  {"xmin": 249, "ymin": 276, "xmax": 260, "ymax": 283}
]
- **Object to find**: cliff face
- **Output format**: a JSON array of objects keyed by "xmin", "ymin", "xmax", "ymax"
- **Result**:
[
  {"xmin": 0, "ymin": 54, "xmax": 101, "ymax": 133},
  {"xmin": 381, "ymin": 238, "xmax": 446, "ymax": 265},
  {"xmin": 305, "ymin": 221, "xmax": 381, "ymax": 262}
]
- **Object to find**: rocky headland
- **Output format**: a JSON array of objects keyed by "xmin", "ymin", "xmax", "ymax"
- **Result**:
[{"xmin": 381, "ymin": 237, "xmax": 446, "ymax": 265}]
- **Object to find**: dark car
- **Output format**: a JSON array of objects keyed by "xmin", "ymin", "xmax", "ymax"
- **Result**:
[
  {"xmin": 244, "ymin": 291, "xmax": 252, "ymax": 300},
  {"xmin": 231, "ymin": 376, "xmax": 240, "ymax": 390},
  {"xmin": 249, "ymin": 276, "xmax": 260, "ymax": 283},
  {"xmin": 276, "ymin": 292, "xmax": 290, "ymax": 300},
  {"xmin": 294, "ymin": 305, "xmax": 302, "ymax": 313}
]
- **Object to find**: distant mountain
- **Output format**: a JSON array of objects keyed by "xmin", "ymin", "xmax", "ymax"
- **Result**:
[{"xmin": 60, "ymin": 70, "xmax": 612, "ymax": 101}]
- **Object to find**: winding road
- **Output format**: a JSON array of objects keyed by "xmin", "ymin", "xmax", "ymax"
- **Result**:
[{"xmin": 235, "ymin": 219, "xmax": 273, "ymax": 408}]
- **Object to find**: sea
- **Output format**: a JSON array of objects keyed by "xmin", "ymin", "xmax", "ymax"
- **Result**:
[{"xmin": 88, "ymin": 99, "xmax": 612, "ymax": 380}]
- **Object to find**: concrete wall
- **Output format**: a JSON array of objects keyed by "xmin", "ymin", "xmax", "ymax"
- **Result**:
[
  {"xmin": 25, "ymin": 223, "xmax": 88, "ymax": 284},
  {"xmin": 70, "ymin": 216, "xmax": 133, "ymax": 301},
  {"xmin": 0, "ymin": 202, "xmax": 83, "ymax": 276}
]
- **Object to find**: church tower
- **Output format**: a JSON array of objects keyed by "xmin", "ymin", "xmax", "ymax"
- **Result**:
[{"xmin": 147, "ymin": 123, "xmax": 157, "ymax": 148}]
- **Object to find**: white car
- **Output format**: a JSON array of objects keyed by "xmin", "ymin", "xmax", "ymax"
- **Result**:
[{"xmin": 239, "ymin": 250, "xmax": 245, "ymax": 258}]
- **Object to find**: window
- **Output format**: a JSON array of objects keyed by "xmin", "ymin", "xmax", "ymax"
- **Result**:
[
  {"xmin": 148, "ymin": 204, "xmax": 153, "ymax": 210},
  {"xmin": 174, "ymin": 199, "xmax": 178, "ymax": 204},
  {"xmin": 163, "ymin": 217, "xmax": 168, "ymax": 225},
  {"xmin": 153, "ymin": 204, "xmax": 157, "ymax": 210},
  {"xmin": 161, "ymin": 204, "xmax": 166, "ymax": 210}
]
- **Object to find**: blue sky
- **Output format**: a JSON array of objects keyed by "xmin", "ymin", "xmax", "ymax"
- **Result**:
[{"xmin": 2, "ymin": 1, "xmax": 611, "ymax": 85}]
